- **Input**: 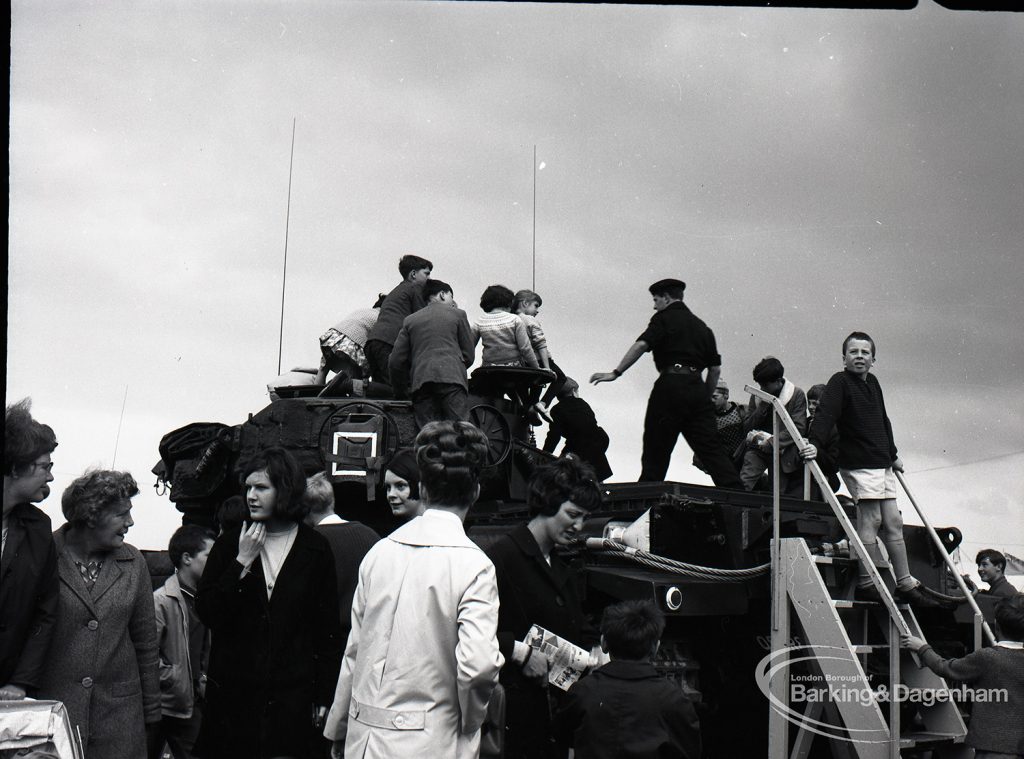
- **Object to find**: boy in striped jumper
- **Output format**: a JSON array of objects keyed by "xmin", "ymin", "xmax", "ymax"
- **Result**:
[
  {"xmin": 800, "ymin": 331, "xmax": 941, "ymax": 609},
  {"xmin": 472, "ymin": 285, "xmax": 538, "ymax": 368}
]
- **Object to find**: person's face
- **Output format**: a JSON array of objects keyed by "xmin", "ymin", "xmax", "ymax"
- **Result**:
[
  {"xmin": 978, "ymin": 557, "xmax": 1003, "ymax": 582},
  {"xmin": 245, "ymin": 469, "xmax": 278, "ymax": 522},
  {"xmin": 93, "ymin": 499, "xmax": 134, "ymax": 552},
  {"xmin": 843, "ymin": 338, "xmax": 875, "ymax": 377},
  {"xmin": 519, "ymin": 300, "xmax": 540, "ymax": 317},
  {"xmin": 711, "ymin": 389, "xmax": 729, "ymax": 411},
  {"xmin": 543, "ymin": 500, "xmax": 590, "ymax": 548},
  {"xmin": 409, "ymin": 267, "xmax": 432, "ymax": 285},
  {"xmin": 185, "ymin": 538, "xmax": 215, "ymax": 580},
  {"xmin": 758, "ymin": 378, "xmax": 785, "ymax": 398},
  {"xmin": 385, "ymin": 470, "xmax": 420, "ymax": 519},
  {"xmin": 9, "ymin": 454, "xmax": 55, "ymax": 508},
  {"xmin": 807, "ymin": 397, "xmax": 820, "ymax": 416},
  {"xmin": 652, "ymin": 294, "xmax": 671, "ymax": 312}
]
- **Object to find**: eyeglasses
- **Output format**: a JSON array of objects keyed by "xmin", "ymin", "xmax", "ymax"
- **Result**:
[{"xmin": 31, "ymin": 460, "xmax": 55, "ymax": 474}]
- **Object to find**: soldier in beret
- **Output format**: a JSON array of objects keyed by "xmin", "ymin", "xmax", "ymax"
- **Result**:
[{"xmin": 590, "ymin": 279, "xmax": 742, "ymax": 487}]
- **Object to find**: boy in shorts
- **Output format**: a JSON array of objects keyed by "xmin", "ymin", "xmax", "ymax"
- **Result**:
[{"xmin": 800, "ymin": 332, "xmax": 940, "ymax": 608}]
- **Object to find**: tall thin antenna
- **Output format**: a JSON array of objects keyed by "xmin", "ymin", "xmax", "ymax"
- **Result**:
[
  {"xmin": 277, "ymin": 118, "xmax": 297, "ymax": 376},
  {"xmin": 532, "ymin": 144, "xmax": 537, "ymax": 290},
  {"xmin": 112, "ymin": 384, "xmax": 128, "ymax": 467}
]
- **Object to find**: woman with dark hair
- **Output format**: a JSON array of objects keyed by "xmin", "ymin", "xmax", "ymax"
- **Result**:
[
  {"xmin": 196, "ymin": 447, "xmax": 342, "ymax": 759},
  {"xmin": 1, "ymin": 399, "xmax": 59, "ymax": 703},
  {"xmin": 38, "ymin": 469, "xmax": 161, "ymax": 759},
  {"xmin": 383, "ymin": 447, "xmax": 423, "ymax": 520},
  {"xmin": 485, "ymin": 455, "xmax": 603, "ymax": 759}
]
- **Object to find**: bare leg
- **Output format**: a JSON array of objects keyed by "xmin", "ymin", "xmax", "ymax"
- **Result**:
[
  {"xmin": 878, "ymin": 498, "xmax": 916, "ymax": 590},
  {"xmin": 855, "ymin": 500, "xmax": 885, "ymax": 588}
]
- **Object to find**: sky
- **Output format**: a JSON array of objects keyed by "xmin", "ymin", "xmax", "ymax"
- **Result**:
[{"xmin": 7, "ymin": 1, "xmax": 1023, "ymax": 580}]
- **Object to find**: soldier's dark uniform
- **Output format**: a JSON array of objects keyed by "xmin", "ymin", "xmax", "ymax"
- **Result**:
[{"xmin": 637, "ymin": 300, "xmax": 743, "ymax": 487}]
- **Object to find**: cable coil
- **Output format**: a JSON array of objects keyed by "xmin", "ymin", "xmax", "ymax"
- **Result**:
[{"xmin": 587, "ymin": 538, "xmax": 770, "ymax": 582}]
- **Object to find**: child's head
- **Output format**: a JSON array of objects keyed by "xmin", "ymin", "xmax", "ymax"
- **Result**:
[
  {"xmin": 994, "ymin": 594, "xmax": 1024, "ymax": 642},
  {"xmin": 976, "ymin": 549, "xmax": 1007, "ymax": 583},
  {"xmin": 168, "ymin": 524, "xmax": 216, "ymax": 582},
  {"xmin": 600, "ymin": 599, "xmax": 666, "ymax": 661},
  {"xmin": 215, "ymin": 495, "xmax": 248, "ymax": 536},
  {"xmin": 398, "ymin": 255, "xmax": 433, "ymax": 283},
  {"xmin": 842, "ymin": 332, "xmax": 876, "ymax": 377},
  {"xmin": 424, "ymin": 279, "xmax": 454, "ymax": 303},
  {"xmin": 806, "ymin": 384, "xmax": 827, "ymax": 416},
  {"xmin": 752, "ymin": 356, "xmax": 785, "ymax": 396},
  {"xmin": 514, "ymin": 289, "xmax": 542, "ymax": 316},
  {"xmin": 301, "ymin": 471, "xmax": 335, "ymax": 522},
  {"xmin": 480, "ymin": 284, "xmax": 515, "ymax": 313},
  {"xmin": 556, "ymin": 377, "xmax": 580, "ymax": 400},
  {"xmin": 711, "ymin": 379, "xmax": 729, "ymax": 411}
]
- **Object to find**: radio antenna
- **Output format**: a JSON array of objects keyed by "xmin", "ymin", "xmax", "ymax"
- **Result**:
[
  {"xmin": 532, "ymin": 144, "xmax": 537, "ymax": 291},
  {"xmin": 277, "ymin": 118, "xmax": 297, "ymax": 376}
]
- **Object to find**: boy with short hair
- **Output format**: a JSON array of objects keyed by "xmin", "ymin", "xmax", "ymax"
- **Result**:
[
  {"xmin": 554, "ymin": 600, "xmax": 701, "ymax": 759},
  {"xmin": 974, "ymin": 549, "xmax": 1019, "ymax": 599},
  {"xmin": 364, "ymin": 254, "xmax": 433, "ymax": 385},
  {"xmin": 902, "ymin": 594, "xmax": 1024, "ymax": 758},
  {"xmin": 151, "ymin": 525, "xmax": 216, "ymax": 759},
  {"xmin": 801, "ymin": 332, "xmax": 940, "ymax": 608}
]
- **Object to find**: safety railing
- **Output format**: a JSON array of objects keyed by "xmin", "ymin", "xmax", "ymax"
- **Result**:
[{"xmin": 743, "ymin": 384, "xmax": 996, "ymax": 647}]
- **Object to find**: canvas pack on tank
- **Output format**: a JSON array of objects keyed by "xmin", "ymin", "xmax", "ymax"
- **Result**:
[{"xmin": 150, "ymin": 367, "xmax": 979, "ymax": 757}]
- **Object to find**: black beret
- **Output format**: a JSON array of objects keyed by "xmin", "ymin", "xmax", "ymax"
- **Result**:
[{"xmin": 648, "ymin": 278, "xmax": 686, "ymax": 294}]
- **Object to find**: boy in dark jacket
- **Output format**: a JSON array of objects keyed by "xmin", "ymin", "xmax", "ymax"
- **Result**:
[
  {"xmin": 542, "ymin": 378, "xmax": 613, "ymax": 481},
  {"xmin": 554, "ymin": 600, "xmax": 701, "ymax": 759},
  {"xmin": 800, "ymin": 332, "xmax": 940, "ymax": 609},
  {"xmin": 364, "ymin": 254, "xmax": 432, "ymax": 385},
  {"xmin": 902, "ymin": 594, "xmax": 1024, "ymax": 757}
]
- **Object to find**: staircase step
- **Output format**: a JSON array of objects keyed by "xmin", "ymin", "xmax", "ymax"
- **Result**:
[
  {"xmin": 832, "ymin": 599, "xmax": 910, "ymax": 610},
  {"xmin": 851, "ymin": 644, "xmax": 888, "ymax": 654},
  {"xmin": 813, "ymin": 555, "xmax": 891, "ymax": 569},
  {"xmin": 899, "ymin": 731, "xmax": 963, "ymax": 749}
]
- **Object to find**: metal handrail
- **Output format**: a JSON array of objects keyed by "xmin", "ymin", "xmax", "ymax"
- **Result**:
[
  {"xmin": 896, "ymin": 471, "xmax": 996, "ymax": 647},
  {"xmin": 744, "ymin": 384, "xmax": 996, "ymax": 646},
  {"xmin": 745, "ymin": 385, "xmax": 910, "ymax": 636}
]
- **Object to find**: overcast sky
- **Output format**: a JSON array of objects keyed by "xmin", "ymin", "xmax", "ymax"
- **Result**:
[{"xmin": 8, "ymin": 1, "xmax": 1023, "ymax": 573}]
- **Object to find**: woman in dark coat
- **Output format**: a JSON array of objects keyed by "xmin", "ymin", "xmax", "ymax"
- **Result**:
[
  {"xmin": 196, "ymin": 447, "xmax": 341, "ymax": 759},
  {"xmin": 1, "ymin": 399, "xmax": 59, "ymax": 702},
  {"xmin": 38, "ymin": 469, "xmax": 161, "ymax": 759},
  {"xmin": 485, "ymin": 456, "xmax": 602, "ymax": 759}
]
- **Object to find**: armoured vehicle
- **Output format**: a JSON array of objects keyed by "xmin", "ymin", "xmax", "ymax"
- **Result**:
[{"xmin": 152, "ymin": 367, "xmax": 983, "ymax": 757}]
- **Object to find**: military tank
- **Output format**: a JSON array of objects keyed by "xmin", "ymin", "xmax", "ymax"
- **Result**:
[{"xmin": 151, "ymin": 366, "xmax": 977, "ymax": 757}]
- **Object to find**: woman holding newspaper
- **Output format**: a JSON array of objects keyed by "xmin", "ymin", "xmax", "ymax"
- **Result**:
[{"xmin": 485, "ymin": 456, "xmax": 602, "ymax": 759}]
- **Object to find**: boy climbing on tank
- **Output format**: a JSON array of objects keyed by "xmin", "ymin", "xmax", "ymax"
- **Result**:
[{"xmin": 799, "ymin": 331, "xmax": 944, "ymax": 609}]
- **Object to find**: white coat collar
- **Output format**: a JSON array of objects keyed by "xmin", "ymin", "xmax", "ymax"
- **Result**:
[{"xmin": 388, "ymin": 508, "xmax": 478, "ymax": 550}]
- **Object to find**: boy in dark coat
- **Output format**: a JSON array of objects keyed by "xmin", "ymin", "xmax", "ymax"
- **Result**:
[
  {"xmin": 903, "ymin": 594, "xmax": 1024, "ymax": 757},
  {"xmin": 364, "ymin": 254, "xmax": 432, "ymax": 385},
  {"xmin": 542, "ymin": 378, "xmax": 613, "ymax": 481},
  {"xmin": 554, "ymin": 600, "xmax": 701, "ymax": 759}
]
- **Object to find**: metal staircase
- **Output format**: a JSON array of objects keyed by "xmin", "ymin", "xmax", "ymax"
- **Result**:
[{"xmin": 745, "ymin": 385, "xmax": 988, "ymax": 759}]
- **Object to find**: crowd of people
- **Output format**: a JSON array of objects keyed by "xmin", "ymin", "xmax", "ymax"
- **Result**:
[{"xmin": 4, "ymin": 260, "xmax": 1023, "ymax": 759}]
